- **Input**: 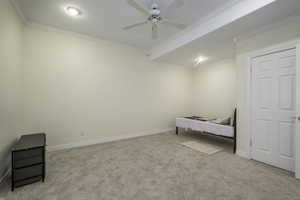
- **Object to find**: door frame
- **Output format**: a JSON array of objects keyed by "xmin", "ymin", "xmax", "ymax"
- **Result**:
[
  {"xmin": 296, "ymin": 45, "xmax": 300, "ymax": 179},
  {"xmin": 245, "ymin": 39, "xmax": 300, "ymax": 178}
]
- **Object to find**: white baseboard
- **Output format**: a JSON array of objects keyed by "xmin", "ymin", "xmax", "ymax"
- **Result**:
[
  {"xmin": 0, "ymin": 160, "xmax": 11, "ymax": 184},
  {"xmin": 236, "ymin": 150, "xmax": 251, "ymax": 159},
  {"xmin": 47, "ymin": 128, "xmax": 174, "ymax": 152},
  {"xmin": 0, "ymin": 128, "xmax": 173, "ymax": 183},
  {"xmin": 0, "ymin": 169, "xmax": 11, "ymax": 184}
]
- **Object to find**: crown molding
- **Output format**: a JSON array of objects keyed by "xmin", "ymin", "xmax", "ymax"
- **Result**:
[
  {"xmin": 8, "ymin": 0, "xmax": 149, "ymax": 54},
  {"xmin": 10, "ymin": 0, "xmax": 28, "ymax": 24},
  {"xmin": 26, "ymin": 22, "xmax": 149, "ymax": 56}
]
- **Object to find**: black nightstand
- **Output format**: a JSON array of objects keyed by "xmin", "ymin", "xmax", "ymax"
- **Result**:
[{"xmin": 11, "ymin": 133, "xmax": 46, "ymax": 191}]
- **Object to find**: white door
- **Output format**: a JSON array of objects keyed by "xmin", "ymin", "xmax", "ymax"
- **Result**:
[{"xmin": 252, "ymin": 48, "xmax": 296, "ymax": 171}]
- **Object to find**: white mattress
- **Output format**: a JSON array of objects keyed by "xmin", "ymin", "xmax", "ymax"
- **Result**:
[{"xmin": 176, "ymin": 118, "xmax": 234, "ymax": 138}]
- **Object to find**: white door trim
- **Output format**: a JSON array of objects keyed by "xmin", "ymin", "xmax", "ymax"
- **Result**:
[
  {"xmin": 243, "ymin": 39, "xmax": 300, "ymax": 178},
  {"xmin": 296, "ymin": 45, "xmax": 300, "ymax": 179}
]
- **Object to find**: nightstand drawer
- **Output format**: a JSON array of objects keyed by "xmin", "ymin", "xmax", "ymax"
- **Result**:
[
  {"xmin": 14, "ymin": 164, "xmax": 43, "ymax": 181},
  {"xmin": 14, "ymin": 176, "xmax": 42, "ymax": 188},
  {"xmin": 14, "ymin": 156, "xmax": 43, "ymax": 169},
  {"xmin": 14, "ymin": 148, "xmax": 43, "ymax": 160}
]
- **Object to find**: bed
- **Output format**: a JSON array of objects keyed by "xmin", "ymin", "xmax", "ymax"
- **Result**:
[{"xmin": 176, "ymin": 109, "xmax": 237, "ymax": 153}]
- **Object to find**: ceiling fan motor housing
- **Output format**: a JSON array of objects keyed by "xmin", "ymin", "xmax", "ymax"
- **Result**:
[
  {"xmin": 150, "ymin": 9, "xmax": 160, "ymax": 16},
  {"xmin": 148, "ymin": 15, "xmax": 162, "ymax": 23},
  {"xmin": 149, "ymin": 4, "xmax": 161, "ymax": 23},
  {"xmin": 150, "ymin": 3, "xmax": 160, "ymax": 16},
  {"xmin": 151, "ymin": 3, "xmax": 158, "ymax": 9}
]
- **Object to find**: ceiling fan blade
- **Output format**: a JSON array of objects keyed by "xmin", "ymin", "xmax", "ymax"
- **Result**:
[
  {"xmin": 127, "ymin": 0, "xmax": 149, "ymax": 16},
  {"xmin": 123, "ymin": 21, "xmax": 148, "ymax": 30},
  {"xmin": 152, "ymin": 24, "xmax": 158, "ymax": 40},
  {"xmin": 162, "ymin": 19, "xmax": 186, "ymax": 29}
]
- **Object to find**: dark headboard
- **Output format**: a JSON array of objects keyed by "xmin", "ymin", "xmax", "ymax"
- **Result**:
[
  {"xmin": 233, "ymin": 108, "xmax": 237, "ymax": 153},
  {"xmin": 233, "ymin": 108, "xmax": 237, "ymax": 129}
]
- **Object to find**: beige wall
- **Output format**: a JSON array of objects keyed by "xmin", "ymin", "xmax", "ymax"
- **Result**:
[
  {"xmin": 236, "ymin": 18, "xmax": 300, "ymax": 157},
  {"xmin": 191, "ymin": 59, "xmax": 237, "ymax": 119},
  {"xmin": 2, "ymin": 0, "xmax": 299, "ymax": 178},
  {"xmin": 0, "ymin": 0, "xmax": 23, "ymax": 178},
  {"xmin": 23, "ymin": 17, "xmax": 300, "ymax": 157},
  {"xmin": 22, "ymin": 25, "xmax": 193, "ymax": 148}
]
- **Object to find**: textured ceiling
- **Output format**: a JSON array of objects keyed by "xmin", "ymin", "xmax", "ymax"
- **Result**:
[
  {"xmin": 13, "ymin": 0, "xmax": 300, "ymax": 67},
  {"xmin": 13, "ymin": 0, "xmax": 233, "ymax": 50},
  {"xmin": 156, "ymin": 0, "xmax": 300, "ymax": 67}
]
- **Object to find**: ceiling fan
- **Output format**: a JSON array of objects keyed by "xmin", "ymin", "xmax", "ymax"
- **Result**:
[{"xmin": 123, "ymin": 0, "xmax": 187, "ymax": 40}]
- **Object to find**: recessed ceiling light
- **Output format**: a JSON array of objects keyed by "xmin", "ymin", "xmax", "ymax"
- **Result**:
[
  {"xmin": 65, "ymin": 6, "xmax": 81, "ymax": 17},
  {"xmin": 194, "ymin": 56, "xmax": 208, "ymax": 65}
]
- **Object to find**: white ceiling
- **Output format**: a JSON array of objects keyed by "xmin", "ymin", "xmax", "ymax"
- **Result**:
[
  {"xmin": 156, "ymin": 0, "xmax": 300, "ymax": 67},
  {"xmin": 13, "ymin": 0, "xmax": 233, "ymax": 50}
]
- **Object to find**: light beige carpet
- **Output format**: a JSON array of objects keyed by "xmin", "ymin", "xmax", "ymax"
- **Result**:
[
  {"xmin": 1, "ymin": 131, "xmax": 300, "ymax": 200},
  {"xmin": 181, "ymin": 141, "xmax": 223, "ymax": 155}
]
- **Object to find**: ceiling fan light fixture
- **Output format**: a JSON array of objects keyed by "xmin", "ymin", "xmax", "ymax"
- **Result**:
[
  {"xmin": 194, "ymin": 56, "xmax": 208, "ymax": 65},
  {"xmin": 65, "ymin": 6, "xmax": 81, "ymax": 17}
]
